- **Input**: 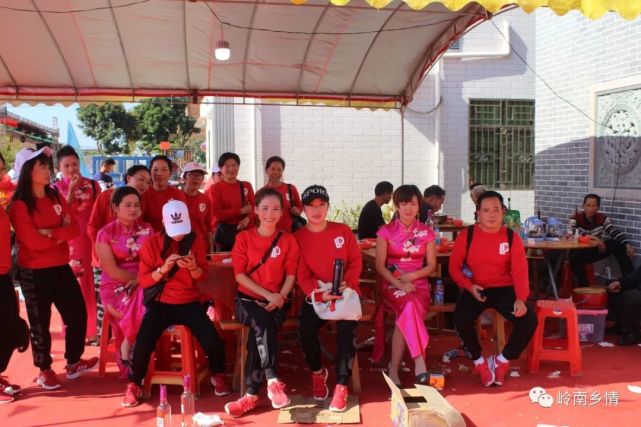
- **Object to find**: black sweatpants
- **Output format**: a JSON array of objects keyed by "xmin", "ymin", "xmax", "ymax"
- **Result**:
[
  {"xmin": 569, "ymin": 239, "xmax": 633, "ymax": 285},
  {"xmin": 620, "ymin": 289, "xmax": 641, "ymax": 335},
  {"xmin": 129, "ymin": 301, "xmax": 226, "ymax": 385},
  {"xmin": 298, "ymin": 302, "xmax": 357, "ymax": 386},
  {"xmin": 454, "ymin": 286, "xmax": 538, "ymax": 361},
  {"xmin": 235, "ymin": 296, "xmax": 286, "ymax": 395},
  {"xmin": 17, "ymin": 265, "xmax": 87, "ymax": 370},
  {"xmin": 0, "ymin": 274, "xmax": 19, "ymax": 372}
]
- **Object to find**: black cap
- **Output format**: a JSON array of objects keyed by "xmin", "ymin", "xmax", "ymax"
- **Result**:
[{"xmin": 301, "ymin": 185, "xmax": 330, "ymax": 205}]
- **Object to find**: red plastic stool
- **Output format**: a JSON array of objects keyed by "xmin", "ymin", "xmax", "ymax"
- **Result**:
[
  {"xmin": 528, "ymin": 299, "xmax": 582, "ymax": 376},
  {"xmin": 143, "ymin": 325, "xmax": 209, "ymax": 398},
  {"xmin": 560, "ymin": 262, "xmax": 596, "ymax": 297},
  {"xmin": 98, "ymin": 311, "xmax": 117, "ymax": 376}
]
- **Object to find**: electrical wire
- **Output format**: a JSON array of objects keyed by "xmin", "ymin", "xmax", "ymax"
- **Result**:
[{"xmin": 0, "ymin": 0, "xmax": 150, "ymax": 14}]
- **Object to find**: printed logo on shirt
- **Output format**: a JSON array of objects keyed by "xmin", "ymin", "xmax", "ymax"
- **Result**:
[
  {"xmin": 334, "ymin": 236, "xmax": 345, "ymax": 249},
  {"xmin": 499, "ymin": 242, "xmax": 510, "ymax": 255},
  {"xmin": 171, "ymin": 212, "xmax": 183, "ymax": 224},
  {"xmin": 53, "ymin": 204, "xmax": 62, "ymax": 215},
  {"xmin": 271, "ymin": 246, "xmax": 281, "ymax": 258},
  {"xmin": 199, "ymin": 203, "xmax": 206, "ymax": 213}
]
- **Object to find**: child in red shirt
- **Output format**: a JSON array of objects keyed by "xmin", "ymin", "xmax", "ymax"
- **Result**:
[
  {"xmin": 224, "ymin": 188, "xmax": 299, "ymax": 418},
  {"xmin": 450, "ymin": 191, "xmax": 537, "ymax": 387},
  {"xmin": 206, "ymin": 152, "xmax": 255, "ymax": 251},
  {"xmin": 10, "ymin": 147, "xmax": 98, "ymax": 391},
  {"xmin": 295, "ymin": 185, "xmax": 362, "ymax": 413},
  {"xmin": 121, "ymin": 200, "xmax": 230, "ymax": 408}
]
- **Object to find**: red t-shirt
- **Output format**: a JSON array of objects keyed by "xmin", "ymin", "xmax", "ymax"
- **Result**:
[
  {"xmin": 294, "ymin": 222, "xmax": 362, "ymax": 297},
  {"xmin": 0, "ymin": 207, "xmax": 10, "ymax": 275},
  {"xmin": 206, "ymin": 180, "xmax": 255, "ymax": 226},
  {"xmin": 184, "ymin": 191, "xmax": 213, "ymax": 241},
  {"xmin": 9, "ymin": 195, "xmax": 80, "ymax": 269},
  {"xmin": 258, "ymin": 183, "xmax": 303, "ymax": 232},
  {"xmin": 88, "ymin": 188, "xmax": 115, "ymax": 266},
  {"xmin": 449, "ymin": 224, "xmax": 529, "ymax": 301},
  {"xmin": 138, "ymin": 232, "xmax": 209, "ymax": 305},
  {"xmin": 142, "ymin": 186, "xmax": 187, "ymax": 232},
  {"xmin": 232, "ymin": 228, "xmax": 299, "ymax": 299}
]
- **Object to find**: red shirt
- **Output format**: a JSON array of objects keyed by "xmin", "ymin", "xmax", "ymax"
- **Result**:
[
  {"xmin": 9, "ymin": 195, "xmax": 80, "ymax": 269},
  {"xmin": 88, "ymin": 188, "xmax": 115, "ymax": 266},
  {"xmin": 449, "ymin": 225, "xmax": 529, "ymax": 301},
  {"xmin": 232, "ymin": 228, "xmax": 299, "ymax": 299},
  {"xmin": 295, "ymin": 222, "xmax": 362, "ymax": 297},
  {"xmin": 206, "ymin": 180, "xmax": 255, "ymax": 226},
  {"xmin": 184, "ymin": 191, "xmax": 213, "ymax": 240},
  {"xmin": 258, "ymin": 183, "xmax": 303, "ymax": 232},
  {"xmin": 138, "ymin": 232, "xmax": 209, "ymax": 305},
  {"xmin": 142, "ymin": 186, "xmax": 187, "ymax": 232},
  {"xmin": 0, "ymin": 207, "xmax": 10, "ymax": 275}
]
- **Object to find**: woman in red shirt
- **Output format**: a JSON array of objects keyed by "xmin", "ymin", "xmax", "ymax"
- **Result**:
[
  {"xmin": 10, "ymin": 147, "xmax": 98, "ymax": 391},
  {"xmin": 121, "ymin": 200, "xmax": 230, "ymax": 407},
  {"xmin": 295, "ymin": 185, "xmax": 362, "ymax": 413},
  {"xmin": 258, "ymin": 156, "xmax": 304, "ymax": 232},
  {"xmin": 181, "ymin": 162, "xmax": 214, "ymax": 252},
  {"xmin": 0, "ymin": 152, "xmax": 16, "ymax": 210},
  {"xmin": 54, "ymin": 145, "xmax": 101, "ymax": 343},
  {"xmin": 206, "ymin": 152, "xmax": 255, "ymax": 251},
  {"xmin": 224, "ymin": 188, "xmax": 299, "ymax": 418},
  {"xmin": 141, "ymin": 155, "xmax": 186, "ymax": 232},
  {"xmin": 450, "ymin": 191, "xmax": 537, "ymax": 387}
]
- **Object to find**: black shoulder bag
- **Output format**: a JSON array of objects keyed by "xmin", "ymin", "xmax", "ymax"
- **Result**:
[
  {"xmin": 287, "ymin": 184, "xmax": 307, "ymax": 232},
  {"xmin": 214, "ymin": 181, "xmax": 245, "ymax": 251},
  {"xmin": 246, "ymin": 231, "xmax": 284, "ymax": 277},
  {"xmin": 463, "ymin": 225, "xmax": 514, "ymax": 264},
  {"xmin": 143, "ymin": 231, "xmax": 197, "ymax": 306}
]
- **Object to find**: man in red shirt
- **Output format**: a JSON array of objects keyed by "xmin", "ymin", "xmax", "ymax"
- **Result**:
[
  {"xmin": 181, "ymin": 162, "xmax": 214, "ymax": 252},
  {"xmin": 450, "ymin": 191, "xmax": 537, "ymax": 387}
]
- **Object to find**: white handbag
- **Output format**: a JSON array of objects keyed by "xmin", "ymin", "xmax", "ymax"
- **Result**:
[{"xmin": 310, "ymin": 281, "xmax": 362, "ymax": 321}]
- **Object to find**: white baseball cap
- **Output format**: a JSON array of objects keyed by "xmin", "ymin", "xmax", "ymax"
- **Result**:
[
  {"xmin": 12, "ymin": 146, "xmax": 53, "ymax": 182},
  {"xmin": 162, "ymin": 200, "xmax": 192, "ymax": 237},
  {"xmin": 211, "ymin": 164, "xmax": 221, "ymax": 174},
  {"xmin": 182, "ymin": 162, "xmax": 207, "ymax": 178}
]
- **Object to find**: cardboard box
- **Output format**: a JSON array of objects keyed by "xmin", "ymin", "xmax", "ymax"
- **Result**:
[{"xmin": 383, "ymin": 373, "xmax": 465, "ymax": 427}]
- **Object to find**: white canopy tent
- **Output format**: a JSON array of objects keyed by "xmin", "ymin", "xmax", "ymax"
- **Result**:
[{"xmin": 0, "ymin": 0, "xmax": 638, "ymax": 108}]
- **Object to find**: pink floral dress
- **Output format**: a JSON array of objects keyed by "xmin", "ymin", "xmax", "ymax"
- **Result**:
[
  {"xmin": 375, "ymin": 219, "xmax": 435, "ymax": 360},
  {"xmin": 55, "ymin": 177, "xmax": 100, "ymax": 338},
  {"xmin": 97, "ymin": 220, "xmax": 152, "ymax": 365}
]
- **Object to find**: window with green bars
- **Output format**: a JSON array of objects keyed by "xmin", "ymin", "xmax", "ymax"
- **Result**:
[{"xmin": 469, "ymin": 99, "xmax": 535, "ymax": 190}]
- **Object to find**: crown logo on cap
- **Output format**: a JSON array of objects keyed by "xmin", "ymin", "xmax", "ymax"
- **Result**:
[{"xmin": 170, "ymin": 212, "xmax": 183, "ymax": 224}]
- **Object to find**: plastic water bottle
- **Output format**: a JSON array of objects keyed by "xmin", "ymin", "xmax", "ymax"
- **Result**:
[
  {"xmin": 462, "ymin": 265, "xmax": 473, "ymax": 279},
  {"xmin": 434, "ymin": 227, "xmax": 441, "ymax": 246},
  {"xmin": 157, "ymin": 385, "xmax": 172, "ymax": 427},
  {"xmin": 433, "ymin": 279, "xmax": 444, "ymax": 306},
  {"xmin": 181, "ymin": 375, "xmax": 195, "ymax": 427}
]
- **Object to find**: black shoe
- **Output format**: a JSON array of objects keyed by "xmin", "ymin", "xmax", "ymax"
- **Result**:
[
  {"xmin": 617, "ymin": 334, "xmax": 640, "ymax": 346},
  {"xmin": 605, "ymin": 324, "xmax": 625, "ymax": 336}
]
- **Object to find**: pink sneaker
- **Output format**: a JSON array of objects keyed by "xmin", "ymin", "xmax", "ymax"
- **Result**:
[
  {"xmin": 224, "ymin": 394, "xmax": 258, "ymax": 418},
  {"xmin": 491, "ymin": 355, "xmax": 510, "ymax": 386},
  {"xmin": 66, "ymin": 357, "xmax": 99, "ymax": 379},
  {"xmin": 473, "ymin": 357, "xmax": 495, "ymax": 387},
  {"xmin": 210, "ymin": 373, "xmax": 231, "ymax": 396},
  {"xmin": 37, "ymin": 369, "xmax": 62, "ymax": 390},
  {"xmin": 121, "ymin": 382, "xmax": 142, "ymax": 407},
  {"xmin": 311, "ymin": 368, "xmax": 329, "ymax": 401},
  {"xmin": 329, "ymin": 384, "xmax": 349, "ymax": 412},
  {"xmin": 267, "ymin": 380, "xmax": 290, "ymax": 409}
]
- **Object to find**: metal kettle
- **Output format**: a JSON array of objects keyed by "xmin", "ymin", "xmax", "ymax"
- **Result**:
[
  {"xmin": 546, "ymin": 217, "xmax": 565, "ymax": 238},
  {"xmin": 524, "ymin": 216, "xmax": 547, "ymax": 239}
]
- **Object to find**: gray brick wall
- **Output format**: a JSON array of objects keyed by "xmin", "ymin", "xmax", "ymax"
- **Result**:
[{"xmin": 534, "ymin": 10, "xmax": 641, "ymax": 250}]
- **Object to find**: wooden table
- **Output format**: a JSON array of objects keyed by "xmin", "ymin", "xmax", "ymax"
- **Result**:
[
  {"xmin": 525, "ymin": 239, "xmax": 598, "ymax": 299},
  {"xmin": 433, "ymin": 222, "xmax": 470, "ymax": 240}
]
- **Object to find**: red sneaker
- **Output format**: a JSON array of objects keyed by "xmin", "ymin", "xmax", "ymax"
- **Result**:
[
  {"xmin": 492, "ymin": 355, "xmax": 510, "ymax": 386},
  {"xmin": 311, "ymin": 368, "xmax": 329, "ymax": 401},
  {"xmin": 0, "ymin": 390, "xmax": 15, "ymax": 404},
  {"xmin": 66, "ymin": 357, "xmax": 99, "ymax": 379},
  {"xmin": 121, "ymin": 382, "xmax": 142, "ymax": 407},
  {"xmin": 329, "ymin": 384, "xmax": 349, "ymax": 412},
  {"xmin": 210, "ymin": 373, "xmax": 231, "ymax": 396},
  {"xmin": 473, "ymin": 357, "xmax": 495, "ymax": 387},
  {"xmin": 267, "ymin": 380, "xmax": 290, "ymax": 409},
  {"xmin": 0, "ymin": 376, "xmax": 21, "ymax": 395},
  {"xmin": 224, "ymin": 394, "xmax": 257, "ymax": 418},
  {"xmin": 37, "ymin": 369, "xmax": 62, "ymax": 390}
]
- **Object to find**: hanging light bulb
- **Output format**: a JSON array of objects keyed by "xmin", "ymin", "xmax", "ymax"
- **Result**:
[{"xmin": 215, "ymin": 40, "xmax": 230, "ymax": 61}]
